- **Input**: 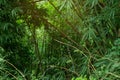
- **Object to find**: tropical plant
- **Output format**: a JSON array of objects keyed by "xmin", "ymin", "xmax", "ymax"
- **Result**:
[{"xmin": 0, "ymin": 0, "xmax": 120, "ymax": 80}]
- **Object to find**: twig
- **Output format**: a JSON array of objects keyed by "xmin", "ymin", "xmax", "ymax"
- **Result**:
[
  {"xmin": 5, "ymin": 60, "xmax": 26, "ymax": 80},
  {"xmin": 0, "ymin": 68, "xmax": 18, "ymax": 80},
  {"xmin": 49, "ymin": 65, "xmax": 79, "ymax": 76},
  {"xmin": 108, "ymin": 72, "xmax": 120, "ymax": 79}
]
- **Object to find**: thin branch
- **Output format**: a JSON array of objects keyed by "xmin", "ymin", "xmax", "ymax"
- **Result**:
[
  {"xmin": 47, "ymin": 0, "xmax": 81, "ymax": 39},
  {"xmin": 54, "ymin": 39, "xmax": 88, "ymax": 58},
  {"xmin": 54, "ymin": 39, "xmax": 78, "ymax": 50},
  {"xmin": 5, "ymin": 60, "xmax": 26, "ymax": 80},
  {"xmin": 108, "ymin": 72, "xmax": 120, "ymax": 79},
  {"xmin": 49, "ymin": 65, "xmax": 79, "ymax": 76},
  {"xmin": 0, "ymin": 69, "xmax": 18, "ymax": 80}
]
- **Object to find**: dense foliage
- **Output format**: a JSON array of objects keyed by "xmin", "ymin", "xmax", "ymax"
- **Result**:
[{"xmin": 0, "ymin": 0, "xmax": 120, "ymax": 80}]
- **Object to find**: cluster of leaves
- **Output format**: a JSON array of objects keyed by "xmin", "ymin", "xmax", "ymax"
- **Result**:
[
  {"xmin": 0, "ymin": 0, "xmax": 120, "ymax": 80},
  {"xmin": 94, "ymin": 38, "xmax": 120, "ymax": 80},
  {"xmin": 0, "ymin": 0, "xmax": 32, "ymax": 79}
]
